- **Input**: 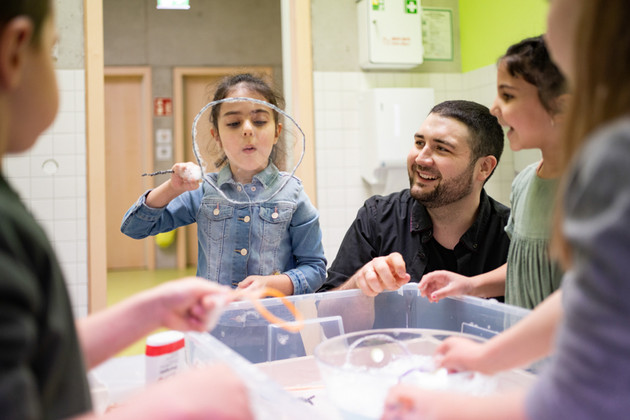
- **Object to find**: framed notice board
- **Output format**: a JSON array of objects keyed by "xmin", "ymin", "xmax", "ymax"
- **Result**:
[{"xmin": 422, "ymin": 7, "xmax": 454, "ymax": 61}]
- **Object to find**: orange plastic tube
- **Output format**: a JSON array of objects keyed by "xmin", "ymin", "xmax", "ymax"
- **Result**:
[{"xmin": 248, "ymin": 287, "xmax": 304, "ymax": 333}]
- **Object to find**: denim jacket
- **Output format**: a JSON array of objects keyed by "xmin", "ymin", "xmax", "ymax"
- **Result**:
[{"xmin": 121, "ymin": 163, "xmax": 327, "ymax": 294}]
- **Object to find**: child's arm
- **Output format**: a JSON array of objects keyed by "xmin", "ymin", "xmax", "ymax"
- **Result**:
[
  {"xmin": 283, "ymin": 188, "xmax": 328, "ymax": 294},
  {"xmin": 121, "ymin": 162, "xmax": 201, "ymax": 239},
  {"xmin": 383, "ymin": 387, "xmax": 527, "ymax": 420},
  {"xmin": 418, "ymin": 264, "xmax": 507, "ymax": 302},
  {"xmin": 146, "ymin": 162, "xmax": 201, "ymax": 208},
  {"xmin": 73, "ymin": 364, "xmax": 254, "ymax": 420},
  {"xmin": 76, "ymin": 277, "xmax": 232, "ymax": 369},
  {"xmin": 437, "ymin": 289, "xmax": 563, "ymax": 374}
]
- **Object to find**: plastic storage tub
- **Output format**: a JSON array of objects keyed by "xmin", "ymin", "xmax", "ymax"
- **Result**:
[
  {"xmin": 92, "ymin": 285, "xmax": 538, "ymax": 419},
  {"xmin": 210, "ymin": 284, "xmax": 532, "ymax": 364}
]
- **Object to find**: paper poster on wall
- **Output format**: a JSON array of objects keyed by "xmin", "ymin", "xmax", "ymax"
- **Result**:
[{"xmin": 421, "ymin": 7, "xmax": 454, "ymax": 61}]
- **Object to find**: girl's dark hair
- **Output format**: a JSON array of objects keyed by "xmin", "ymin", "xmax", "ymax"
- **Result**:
[
  {"xmin": 209, "ymin": 73, "xmax": 287, "ymax": 170},
  {"xmin": 500, "ymin": 35, "xmax": 567, "ymax": 114},
  {"xmin": 0, "ymin": 0, "xmax": 50, "ymax": 47}
]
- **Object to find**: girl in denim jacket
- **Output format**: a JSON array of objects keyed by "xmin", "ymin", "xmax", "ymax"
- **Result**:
[{"xmin": 122, "ymin": 74, "xmax": 326, "ymax": 295}]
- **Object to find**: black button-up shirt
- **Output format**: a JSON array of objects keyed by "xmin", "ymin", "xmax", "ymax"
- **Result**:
[{"xmin": 318, "ymin": 189, "xmax": 511, "ymax": 296}]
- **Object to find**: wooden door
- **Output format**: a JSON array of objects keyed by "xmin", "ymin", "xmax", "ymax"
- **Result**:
[
  {"xmin": 104, "ymin": 68, "xmax": 154, "ymax": 270},
  {"xmin": 175, "ymin": 67, "xmax": 273, "ymax": 268}
]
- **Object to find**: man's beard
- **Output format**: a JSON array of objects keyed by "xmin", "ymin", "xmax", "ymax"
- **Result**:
[{"xmin": 409, "ymin": 162, "xmax": 475, "ymax": 208}]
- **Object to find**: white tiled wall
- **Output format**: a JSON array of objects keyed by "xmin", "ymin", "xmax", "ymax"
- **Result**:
[
  {"xmin": 314, "ymin": 65, "xmax": 528, "ymax": 264},
  {"xmin": 2, "ymin": 69, "xmax": 88, "ymax": 318}
]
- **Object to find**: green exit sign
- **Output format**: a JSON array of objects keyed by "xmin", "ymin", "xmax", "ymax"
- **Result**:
[{"xmin": 157, "ymin": 0, "xmax": 190, "ymax": 10}]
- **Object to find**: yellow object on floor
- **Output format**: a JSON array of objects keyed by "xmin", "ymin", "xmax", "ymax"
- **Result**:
[{"xmin": 107, "ymin": 267, "xmax": 196, "ymax": 357}]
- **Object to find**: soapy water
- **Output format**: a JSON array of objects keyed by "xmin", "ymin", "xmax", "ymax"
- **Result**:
[{"xmin": 322, "ymin": 354, "xmax": 497, "ymax": 420}]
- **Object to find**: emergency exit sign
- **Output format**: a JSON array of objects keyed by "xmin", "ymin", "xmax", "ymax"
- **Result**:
[{"xmin": 157, "ymin": 0, "xmax": 190, "ymax": 10}]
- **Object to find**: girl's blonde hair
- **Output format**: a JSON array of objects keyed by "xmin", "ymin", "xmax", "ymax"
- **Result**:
[{"xmin": 551, "ymin": 0, "xmax": 630, "ymax": 268}]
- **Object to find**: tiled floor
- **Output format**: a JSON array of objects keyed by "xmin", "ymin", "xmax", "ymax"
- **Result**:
[{"xmin": 107, "ymin": 267, "xmax": 196, "ymax": 356}]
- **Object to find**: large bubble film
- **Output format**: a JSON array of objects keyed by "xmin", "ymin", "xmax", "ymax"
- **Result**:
[{"xmin": 193, "ymin": 97, "xmax": 305, "ymax": 205}]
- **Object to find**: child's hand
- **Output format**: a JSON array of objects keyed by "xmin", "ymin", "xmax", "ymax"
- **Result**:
[
  {"xmin": 170, "ymin": 162, "xmax": 202, "ymax": 193},
  {"xmin": 418, "ymin": 270, "xmax": 473, "ymax": 302},
  {"xmin": 149, "ymin": 277, "xmax": 234, "ymax": 332},
  {"xmin": 238, "ymin": 274, "xmax": 294, "ymax": 296},
  {"xmin": 434, "ymin": 336, "xmax": 490, "ymax": 374},
  {"xmin": 382, "ymin": 385, "xmax": 477, "ymax": 420},
  {"xmin": 124, "ymin": 364, "xmax": 254, "ymax": 420}
]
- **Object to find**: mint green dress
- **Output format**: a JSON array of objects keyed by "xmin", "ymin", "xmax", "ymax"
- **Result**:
[{"xmin": 505, "ymin": 162, "xmax": 563, "ymax": 309}]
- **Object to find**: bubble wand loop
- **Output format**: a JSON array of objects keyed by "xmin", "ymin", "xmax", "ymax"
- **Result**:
[
  {"xmin": 191, "ymin": 97, "xmax": 306, "ymax": 206},
  {"xmin": 142, "ymin": 97, "xmax": 307, "ymax": 207}
]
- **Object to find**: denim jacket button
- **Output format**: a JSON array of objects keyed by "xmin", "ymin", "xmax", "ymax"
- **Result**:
[
  {"xmin": 237, "ymin": 186, "xmax": 242, "ymax": 192},
  {"xmin": 243, "ymin": 215, "xmax": 251, "ymax": 223},
  {"xmin": 213, "ymin": 208, "xmax": 220, "ymax": 215},
  {"xmin": 251, "ymin": 186, "xmax": 256, "ymax": 192},
  {"xmin": 240, "ymin": 248, "xmax": 248, "ymax": 256},
  {"xmin": 272, "ymin": 212, "xmax": 278, "ymax": 219}
]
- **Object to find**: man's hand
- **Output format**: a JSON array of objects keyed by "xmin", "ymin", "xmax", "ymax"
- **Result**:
[{"xmin": 346, "ymin": 252, "xmax": 410, "ymax": 297}]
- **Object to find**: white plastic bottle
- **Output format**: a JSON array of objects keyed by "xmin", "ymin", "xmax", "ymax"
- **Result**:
[{"xmin": 145, "ymin": 330, "xmax": 187, "ymax": 384}]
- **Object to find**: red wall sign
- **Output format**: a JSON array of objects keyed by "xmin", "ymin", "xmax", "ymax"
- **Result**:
[{"xmin": 154, "ymin": 98, "xmax": 172, "ymax": 116}]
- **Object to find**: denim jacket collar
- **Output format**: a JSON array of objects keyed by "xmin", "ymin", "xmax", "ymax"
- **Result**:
[{"xmin": 216, "ymin": 161, "xmax": 280, "ymax": 188}]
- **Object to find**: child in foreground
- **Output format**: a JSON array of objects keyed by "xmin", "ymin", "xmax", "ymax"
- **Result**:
[
  {"xmin": 383, "ymin": 1, "xmax": 630, "ymax": 419},
  {"xmin": 0, "ymin": 2, "xmax": 252, "ymax": 419}
]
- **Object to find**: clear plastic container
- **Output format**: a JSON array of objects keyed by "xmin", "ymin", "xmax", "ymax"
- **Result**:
[
  {"xmin": 313, "ymin": 328, "xmax": 533, "ymax": 420},
  {"xmin": 210, "ymin": 284, "xmax": 533, "ymax": 364}
]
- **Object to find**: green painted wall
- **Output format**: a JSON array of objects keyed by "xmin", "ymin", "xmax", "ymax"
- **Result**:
[{"xmin": 459, "ymin": 0, "xmax": 548, "ymax": 72}]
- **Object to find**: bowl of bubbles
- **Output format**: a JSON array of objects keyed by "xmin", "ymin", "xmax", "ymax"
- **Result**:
[{"xmin": 313, "ymin": 328, "xmax": 507, "ymax": 420}]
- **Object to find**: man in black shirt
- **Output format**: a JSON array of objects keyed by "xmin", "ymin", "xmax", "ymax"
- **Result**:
[{"xmin": 318, "ymin": 100, "xmax": 510, "ymax": 300}]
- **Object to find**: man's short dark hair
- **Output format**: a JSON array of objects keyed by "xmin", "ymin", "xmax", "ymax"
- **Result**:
[{"xmin": 430, "ymin": 100, "xmax": 504, "ymax": 179}]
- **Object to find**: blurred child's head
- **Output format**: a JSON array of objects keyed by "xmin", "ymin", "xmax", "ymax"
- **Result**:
[
  {"xmin": 0, "ymin": 0, "xmax": 57, "ymax": 156},
  {"xmin": 491, "ymin": 36, "xmax": 568, "ymax": 152},
  {"xmin": 0, "ymin": 1, "xmax": 50, "ymax": 46},
  {"xmin": 208, "ymin": 73, "xmax": 288, "ymax": 176}
]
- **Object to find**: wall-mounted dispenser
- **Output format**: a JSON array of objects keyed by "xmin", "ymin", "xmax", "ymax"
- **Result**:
[
  {"xmin": 357, "ymin": 0, "xmax": 424, "ymax": 70},
  {"xmin": 359, "ymin": 88, "xmax": 435, "ymax": 195}
]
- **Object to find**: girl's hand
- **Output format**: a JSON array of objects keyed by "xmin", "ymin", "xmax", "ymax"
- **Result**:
[
  {"xmin": 383, "ymin": 386, "xmax": 527, "ymax": 420},
  {"xmin": 170, "ymin": 162, "xmax": 202, "ymax": 193},
  {"xmin": 237, "ymin": 276, "xmax": 266, "ymax": 291},
  {"xmin": 418, "ymin": 270, "xmax": 473, "ymax": 302},
  {"xmin": 238, "ymin": 274, "xmax": 294, "ymax": 296},
  {"xmin": 434, "ymin": 336, "xmax": 489, "ymax": 374},
  {"xmin": 150, "ymin": 277, "xmax": 234, "ymax": 332}
]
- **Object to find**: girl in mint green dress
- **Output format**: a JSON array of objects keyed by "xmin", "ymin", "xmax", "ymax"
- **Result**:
[{"xmin": 419, "ymin": 36, "xmax": 567, "ymax": 309}]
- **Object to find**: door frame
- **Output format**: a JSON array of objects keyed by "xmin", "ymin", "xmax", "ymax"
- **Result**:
[{"xmin": 104, "ymin": 66, "xmax": 156, "ymax": 271}]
